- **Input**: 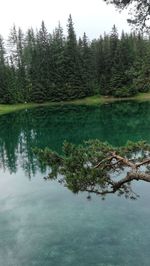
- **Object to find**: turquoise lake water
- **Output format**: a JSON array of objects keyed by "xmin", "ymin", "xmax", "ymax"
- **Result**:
[{"xmin": 0, "ymin": 101, "xmax": 150, "ymax": 266}]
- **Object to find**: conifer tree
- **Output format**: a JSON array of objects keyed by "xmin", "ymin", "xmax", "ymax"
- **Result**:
[
  {"xmin": 64, "ymin": 14, "xmax": 85, "ymax": 99},
  {"xmin": 49, "ymin": 23, "xmax": 66, "ymax": 100},
  {"xmin": 31, "ymin": 21, "xmax": 50, "ymax": 102},
  {"xmin": 0, "ymin": 36, "xmax": 8, "ymax": 103},
  {"xmin": 81, "ymin": 32, "xmax": 95, "ymax": 95}
]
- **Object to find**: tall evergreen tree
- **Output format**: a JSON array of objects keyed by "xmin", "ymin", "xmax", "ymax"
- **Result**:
[
  {"xmin": 31, "ymin": 21, "xmax": 50, "ymax": 102},
  {"xmin": 48, "ymin": 23, "xmax": 66, "ymax": 100},
  {"xmin": 80, "ymin": 32, "xmax": 95, "ymax": 95},
  {"xmin": 64, "ymin": 14, "xmax": 85, "ymax": 99},
  {"xmin": 0, "ymin": 36, "xmax": 8, "ymax": 103}
]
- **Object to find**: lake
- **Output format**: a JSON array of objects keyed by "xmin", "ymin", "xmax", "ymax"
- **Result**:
[{"xmin": 0, "ymin": 101, "xmax": 150, "ymax": 266}]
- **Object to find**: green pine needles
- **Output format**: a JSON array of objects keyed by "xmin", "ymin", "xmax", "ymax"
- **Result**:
[{"xmin": 34, "ymin": 140, "xmax": 150, "ymax": 200}]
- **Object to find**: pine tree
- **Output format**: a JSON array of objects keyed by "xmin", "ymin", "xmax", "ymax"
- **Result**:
[
  {"xmin": 80, "ymin": 32, "xmax": 95, "ymax": 95},
  {"xmin": 0, "ymin": 36, "xmax": 8, "ymax": 103},
  {"xmin": 31, "ymin": 21, "xmax": 50, "ymax": 102},
  {"xmin": 64, "ymin": 15, "xmax": 84, "ymax": 99},
  {"xmin": 48, "ymin": 23, "xmax": 66, "ymax": 100},
  {"xmin": 16, "ymin": 28, "xmax": 28, "ymax": 102},
  {"xmin": 24, "ymin": 27, "xmax": 36, "ymax": 101}
]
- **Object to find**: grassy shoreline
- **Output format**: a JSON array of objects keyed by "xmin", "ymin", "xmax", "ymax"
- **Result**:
[{"xmin": 0, "ymin": 92, "xmax": 150, "ymax": 116}]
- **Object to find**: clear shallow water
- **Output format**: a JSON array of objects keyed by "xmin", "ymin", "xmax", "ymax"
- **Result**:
[{"xmin": 0, "ymin": 102, "xmax": 150, "ymax": 266}]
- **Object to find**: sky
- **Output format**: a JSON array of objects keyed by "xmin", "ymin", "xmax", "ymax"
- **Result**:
[{"xmin": 0, "ymin": 0, "xmax": 130, "ymax": 40}]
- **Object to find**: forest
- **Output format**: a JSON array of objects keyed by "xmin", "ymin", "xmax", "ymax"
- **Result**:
[{"xmin": 0, "ymin": 14, "xmax": 150, "ymax": 103}]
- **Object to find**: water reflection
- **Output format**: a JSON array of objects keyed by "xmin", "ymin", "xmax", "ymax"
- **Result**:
[
  {"xmin": 0, "ymin": 101, "xmax": 150, "ymax": 177},
  {"xmin": 0, "ymin": 102, "xmax": 150, "ymax": 266}
]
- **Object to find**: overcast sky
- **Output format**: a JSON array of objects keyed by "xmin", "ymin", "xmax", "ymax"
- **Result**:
[{"xmin": 0, "ymin": 0, "xmax": 130, "ymax": 40}]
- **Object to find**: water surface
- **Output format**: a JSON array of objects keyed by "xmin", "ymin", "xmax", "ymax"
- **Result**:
[{"xmin": 0, "ymin": 101, "xmax": 150, "ymax": 266}]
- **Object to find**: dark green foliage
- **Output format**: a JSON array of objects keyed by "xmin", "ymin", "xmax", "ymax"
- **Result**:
[
  {"xmin": 34, "ymin": 139, "xmax": 150, "ymax": 199},
  {"xmin": 63, "ymin": 15, "xmax": 87, "ymax": 99},
  {"xmin": 0, "ymin": 36, "xmax": 8, "ymax": 103},
  {"xmin": 104, "ymin": 0, "xmax": 150, "ymax": 31},
  {"xmin": 0, "ymin": 16, "xmax": 150, "ymax": 102}
]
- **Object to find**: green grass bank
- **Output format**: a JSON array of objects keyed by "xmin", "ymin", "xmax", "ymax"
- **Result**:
[{"xmin": 0, "ymin": 92, "xmax": 150, "ymax": 116}]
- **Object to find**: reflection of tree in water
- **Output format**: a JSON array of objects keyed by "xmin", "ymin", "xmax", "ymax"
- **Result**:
[
  {"xmin": 0, "ymin": 101, "xmax": 150, "ymax": 178},
  {"xmin": 0, "ymin": 111, "xmax": 47, "ymax": 177}
]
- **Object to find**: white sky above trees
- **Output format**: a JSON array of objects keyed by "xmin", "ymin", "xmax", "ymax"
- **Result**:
[{"xmin": 0, "ymin": 0, "xmax": 130, "ymax": 40}]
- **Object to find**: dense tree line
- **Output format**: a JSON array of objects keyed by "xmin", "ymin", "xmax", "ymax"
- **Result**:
[{"xmin": 0, "ymin": 15, "xmax": 150, "ymax": 103}]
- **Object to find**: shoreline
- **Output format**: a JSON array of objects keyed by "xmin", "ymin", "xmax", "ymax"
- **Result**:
[{"xmin": 0, "ymin": 92, "xmax": 150, "ymax": 116}]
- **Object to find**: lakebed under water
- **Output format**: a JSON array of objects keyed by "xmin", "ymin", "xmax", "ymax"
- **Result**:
[{"xmin": 0, "ymin": 101, "xmax": 150, "ymax": 266}]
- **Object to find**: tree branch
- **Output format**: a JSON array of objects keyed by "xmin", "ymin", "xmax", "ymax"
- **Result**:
[
  {"xmin": 136, "ymin": 158, "xmax": 150, "ymax": 168},
  {"xmin": 94, "ymin": 155, "xmax": 114, "ymax": 169},
  {"xmin": 94, "ymin": 152, "xmax": 136, "ymax": 170}
]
